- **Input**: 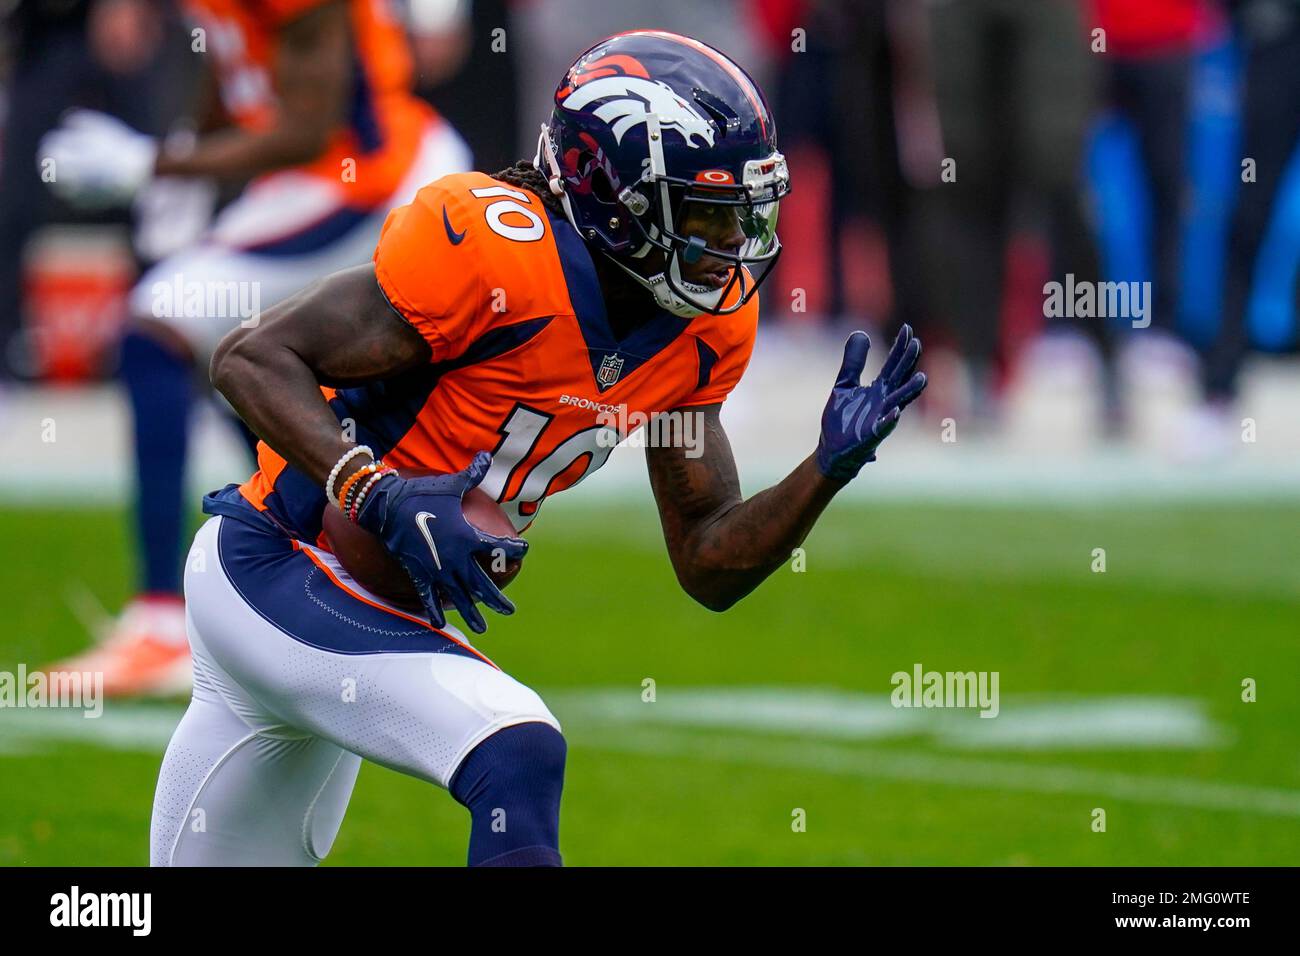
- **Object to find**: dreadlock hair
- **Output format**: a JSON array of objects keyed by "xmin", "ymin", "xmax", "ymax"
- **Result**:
[{"xmin": 492, "ymin": 160, "xmax": 567, "ymax": 218}]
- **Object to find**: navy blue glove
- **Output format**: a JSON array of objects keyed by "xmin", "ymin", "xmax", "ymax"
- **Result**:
[
  {"xmin": 355, "ymin": 451, "xmax": 526, "ymax": 633},
  {"xmin": 815, "ymin": 326, "xmax": 927, "ymax": 482}
]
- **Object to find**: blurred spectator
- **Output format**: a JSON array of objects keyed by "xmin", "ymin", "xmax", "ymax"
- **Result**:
[
  {"xmin": 766, "ymin": 0, "xmax": 942, "ymax": 330},
  {"xmin": 921, "ymin": 0, "xmax": 1101, "ymax": 421},
  {"xmin": 764, "ymin": 0, "xmax": 860, "ymax": 324},
  {"xmin": 1202, "ymin": 0, "xmax": 1300, "ymax": 402},
  {"xmin": 405, "ymin": 0, "xmax": 471, "ymax": 86},
  {"xmin": 1092, "ymin": 0, "xmax": 1215, "ymax": 340}
]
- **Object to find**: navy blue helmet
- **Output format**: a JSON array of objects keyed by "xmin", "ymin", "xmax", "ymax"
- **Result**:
[{"xmin": 535, "ymin": 31, "xmax": 790, "ymax": 317}]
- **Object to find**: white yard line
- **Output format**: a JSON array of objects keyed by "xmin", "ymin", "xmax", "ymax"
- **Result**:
[
  {"xmin": 4, "ymin": 689, "xmax": 1294, "ymax": 818},
  {"xmin": 0, "ymin": 704, "xmax": 183, "ymax": 751}
]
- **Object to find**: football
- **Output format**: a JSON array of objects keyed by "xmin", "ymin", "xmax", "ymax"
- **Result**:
[{"xmin": 321, "ymin": 468, "xmax": 523, "ymax": 612}]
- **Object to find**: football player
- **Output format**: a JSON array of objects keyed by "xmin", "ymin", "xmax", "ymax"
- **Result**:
[
  {"xmin": 149, "ymin": 31, "xmax": 926, "ymax": 866},
  {"xmin": 37, "ymin": 0, "xmax": 471, "ymax": 696}
]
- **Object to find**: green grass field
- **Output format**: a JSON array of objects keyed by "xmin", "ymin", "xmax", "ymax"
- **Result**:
[{"xmin": 1, "ymin": 498, "xmax": 1298, "ymax": 865}]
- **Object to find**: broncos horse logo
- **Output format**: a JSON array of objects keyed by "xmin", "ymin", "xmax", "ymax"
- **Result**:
[{"xmin": 559, "ymin": 75, "xmax": 717, "ymax": 149}]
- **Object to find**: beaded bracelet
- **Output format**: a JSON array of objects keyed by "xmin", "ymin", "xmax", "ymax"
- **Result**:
[
  {"xmin": 342, "ymin": 462, "xmax": 388, "ymax": 517},
  {"xmin": 337, "ymin": 462, "xmax": 378, "ymax": 514},
  {"xmin": 349, "ymin": 466, "xmax": 397, "ymax": 523},
  {"xmin": 325, "ymin": 445, "xmax": 373, "ymax": 508}
]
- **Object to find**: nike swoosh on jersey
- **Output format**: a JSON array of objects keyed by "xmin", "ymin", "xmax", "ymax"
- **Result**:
[
  {"xmin": 415, "ymin": 512, "xmax": 442, "ymax": 570},
  {"xmin": 442, "ymin": 206, "xmax": 466, "ymax": 245}
]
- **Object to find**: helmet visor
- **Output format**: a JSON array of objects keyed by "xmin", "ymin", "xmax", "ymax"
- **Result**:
[
  {"xmin": 661, "ymin": 188, "xmax": 781, "ymax": 312},
  {"xmin": 674, "ymin": 192, "xmax": 780, "ymax": 261}
]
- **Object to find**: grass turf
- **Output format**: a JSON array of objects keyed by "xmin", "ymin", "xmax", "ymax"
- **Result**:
[{"xmin": 1, "ymin": 499, "xmax": 1297, "ymax": 865}]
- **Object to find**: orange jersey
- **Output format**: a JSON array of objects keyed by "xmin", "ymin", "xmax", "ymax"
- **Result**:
[
  {"xmin": 185, "ymin": 0, "xmax": 435, "ymax": 206},
  {"xmin": 206, "ymin": 172, "xmax": 758, "ymax": 545}
]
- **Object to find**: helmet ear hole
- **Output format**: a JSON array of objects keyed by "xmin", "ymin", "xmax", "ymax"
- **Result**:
[{"xmin": 590, "ymin": 165, "xmax": 617, "ymax": 204}]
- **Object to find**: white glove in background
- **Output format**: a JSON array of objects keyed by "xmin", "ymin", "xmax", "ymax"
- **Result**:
[{"xmin": 38, "ymin": 109, "xmax": 159, "ymax": 210}]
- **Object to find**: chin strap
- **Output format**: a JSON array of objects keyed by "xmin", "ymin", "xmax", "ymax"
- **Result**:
[
  {"xmin": 599, "ymin": 250, "xmax": 696, "ymax": 317},
  {"xmin": 598, "ymin": 249, "xmax": 729, "ymax": 319}
]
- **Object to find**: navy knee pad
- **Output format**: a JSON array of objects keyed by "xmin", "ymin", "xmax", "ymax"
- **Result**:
[{"xmin": 449, "ymin": 721, "xmax": 566, "ymax": 867}]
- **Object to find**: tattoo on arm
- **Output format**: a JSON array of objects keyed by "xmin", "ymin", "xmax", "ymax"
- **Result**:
[{"xmin": 647, "ymin": 404, "xmax": 841, "ymax": 610}]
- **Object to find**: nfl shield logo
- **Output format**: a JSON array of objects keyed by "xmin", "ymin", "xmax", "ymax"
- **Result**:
[{"xmin": 597, "ymin": 353, "xmax": 624, "ymax": 390}]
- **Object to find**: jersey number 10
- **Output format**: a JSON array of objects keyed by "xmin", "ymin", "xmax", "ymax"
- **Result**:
[{"xmin": 479, "ymin": 404, "xmax": 620, "ymax": 531}]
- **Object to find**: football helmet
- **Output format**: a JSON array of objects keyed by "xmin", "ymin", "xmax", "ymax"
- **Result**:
[{"xmin": 536, "ymin": 31, "xmax": 790, "ymax": 317}]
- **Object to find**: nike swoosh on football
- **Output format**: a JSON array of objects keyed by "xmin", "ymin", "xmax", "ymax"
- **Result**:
[
  {"xmin": 442, "ymin": 206, "xmax": 466, "ymax": 245},
  {"xmin": 415, "ymin": 512, "xmax": 442, "ymax": 570}
]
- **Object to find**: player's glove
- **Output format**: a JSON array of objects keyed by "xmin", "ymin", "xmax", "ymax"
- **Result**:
[
  {"xmin": 815, "ymin": 325, "xmax": 927, "ymax": 482},
  {"xmin": 355, "ymin": 451, "xmax": 527, "ymax": 634},
  {"xmin": 38, "ymin": 110, "xmax": 157, "ymax": 210}
]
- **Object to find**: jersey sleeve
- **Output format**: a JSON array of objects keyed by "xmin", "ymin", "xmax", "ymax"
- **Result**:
[
  {"xmin": 677, "ymin": 296, "xmax": 760, "ymax": 407},
  {"xmin": 373, "ymin": 172, "xmax": 560, "ymax": 363},
  {"xmin": 372, "ymin": 177, "xmax": 486, "ymax": 363}
]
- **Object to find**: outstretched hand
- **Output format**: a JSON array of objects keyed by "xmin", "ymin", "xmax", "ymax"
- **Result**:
[{"xmin": 815, "ymin": 325, "xmax": 927, "ymax": 482}]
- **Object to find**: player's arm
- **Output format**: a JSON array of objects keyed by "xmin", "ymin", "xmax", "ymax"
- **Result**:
[
  {"xmin": 210, "ymin": 263, "xmax": 429, "ymax": 483},
  {"xmin": 210, "ymin": 262, "xmax": 525, "ymax": 634},
  {"xmin": 192, "ymin": 56, "xmax": 231, "ymax": 136},
  {"xmin": 647, "ymin": 408, "xmax": 839, "ymax": 611},
  {"xmin": 647, "ymin": 327, "xmax": 926, "ymax": 612},
  {"xmin": 155, "ymin": 0, "xmax": 351, "ymax": 180}
]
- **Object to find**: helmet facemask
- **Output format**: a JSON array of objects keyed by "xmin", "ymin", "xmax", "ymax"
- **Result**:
[{"xmin": 622, "ymin": 161, "xmax": 786, "ymax": 317}]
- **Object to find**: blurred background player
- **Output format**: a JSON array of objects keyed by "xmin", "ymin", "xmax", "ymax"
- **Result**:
[
  {"xmin": 33, "ymin": 0, "xmax": 471, "ymax": 696},
  {"xmin": 0, "ymin": 0, "xmax": 188, "ymax": 384}
]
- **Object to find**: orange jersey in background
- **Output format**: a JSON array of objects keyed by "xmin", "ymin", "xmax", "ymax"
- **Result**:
[
  {"xmin": 211, "ymin": 172, "xmax": 758, "ymax": 544},
  {"xmin": 185, "ymin": 0, "xmax": 436, "ymax": 207}
]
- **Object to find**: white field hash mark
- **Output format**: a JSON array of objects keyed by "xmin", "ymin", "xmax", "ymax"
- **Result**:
[
  {"xmin": 549, "ymin": 688, "xmax": 1231, "ymax": 750},
  {"xmin": 564, "ymin": 728, "xmax": 1300, "ymax": 819}
]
